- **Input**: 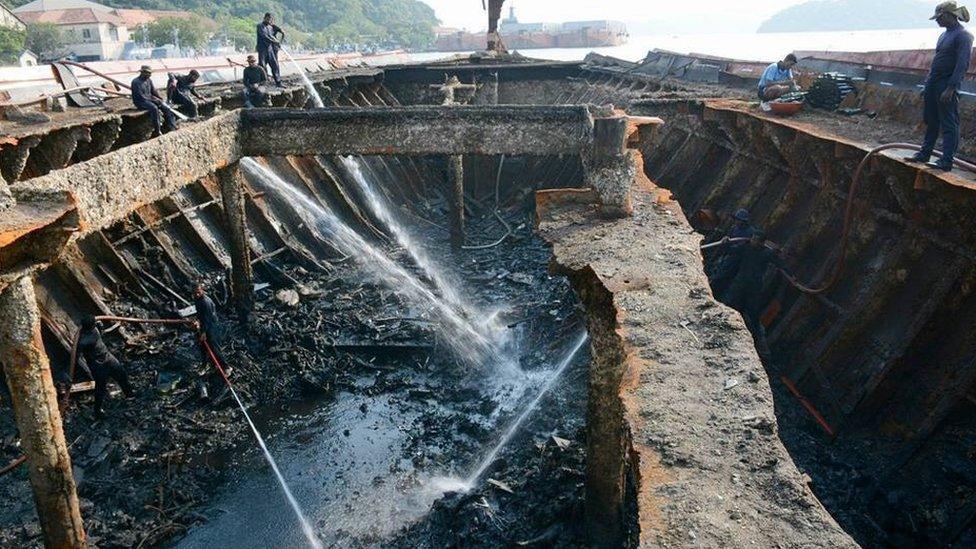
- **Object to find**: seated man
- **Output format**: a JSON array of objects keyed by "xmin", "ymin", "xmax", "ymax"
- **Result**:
[
  {"xmin": 758, "ymin": 54, "xmax": 799, "ymax": 102},
  {"xmin": 167, "ymin": 69, "xmax": 204, "ymax": 119},
  {"xmin": 242, "ymin": 55, "xmax": 269, "ymax": 108},
  {"xmin": 131, "ymin": 65, "xmax": 177, "ymax": 136}
]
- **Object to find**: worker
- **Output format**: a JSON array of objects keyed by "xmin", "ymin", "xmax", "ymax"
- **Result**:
[
  {"xmin": 707, "ymin": 209, "xmax": 757, "ymax": 296},
  {"xmin": 131, "ymin": 65, "xmax": 177, "ymax": 136},
  {"xmin": 194, "ymin": 283, "xmax": 229, "ymax": 372},
  {"xmin": 720, "ymin": 230, "xmax": 787, "ymax": 362},
  {"xmin": 167, "ymin": 69, "xmax": 204, "ymax": 119},
  {"xmin": 906, "ymin": 1, "xmax": 973, "ymax": 172},
  {"xmin": 256, "ymin": 12, "xmax": 284, "ymax": 87},
  {"xmin": 758, "ymin": 54, "xmax": 799, "ymax": 102},
  {"xmin": 242, "ymin": 54, "xmax": 269, "ymax": 108},
  {"xmin": 131, "ymin": 65, "xmax": 175, "ymax": 133},
  {"xmin": 77, "ymin": 316, "xmax": 134, "ymax": 419}
]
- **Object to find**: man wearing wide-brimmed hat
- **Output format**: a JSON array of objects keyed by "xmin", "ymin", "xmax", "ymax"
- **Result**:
[
  {"xmin": 907, "ymin": 2, "xmax": 974, "ymax": 171},
  {"xmin": 130, "ymin": 65, "xmax": 177, "ymax": 137}
]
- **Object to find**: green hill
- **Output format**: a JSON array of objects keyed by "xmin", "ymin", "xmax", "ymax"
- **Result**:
[
  {"xmin": 758, "ymin": 0, "xmax": 933, "ymax": 33},
  {"xmin": 5, "ymin": 0, "xmax": 440, "ymax": 49}
]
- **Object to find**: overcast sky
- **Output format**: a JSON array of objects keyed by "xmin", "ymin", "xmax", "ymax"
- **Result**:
[{"xmin": 419, "ymin": 0, "xmax": 812, "ymax": 32}]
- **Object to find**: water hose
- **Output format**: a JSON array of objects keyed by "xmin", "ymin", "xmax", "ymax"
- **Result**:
[{"xmin": 783, "ymin": 143, "xmax": 976, "ymax": 295}]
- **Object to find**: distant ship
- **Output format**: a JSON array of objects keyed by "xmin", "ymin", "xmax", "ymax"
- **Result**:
[{"xmin": 431, "ymin": 6, "xmax": 628, "ymax": 52}]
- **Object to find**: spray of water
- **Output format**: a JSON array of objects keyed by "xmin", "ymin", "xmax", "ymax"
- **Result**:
[
  {"xmin": 430, "ymin": 331, "xmax": 589, "ymax": 492},
  {"xmin": 222, "ymin": 376, "xmax": 323, "ymax": 549},
  {"xmin": 241, "ymin": 158, "xmax": 496, "ymax": 360},
  {"xmin": 337, "ymin": 156, "xmax": 497, "ymax": 334},
  {"xmin": 279, "ymin": 47, "xmax": 325, "ymax": 108}
]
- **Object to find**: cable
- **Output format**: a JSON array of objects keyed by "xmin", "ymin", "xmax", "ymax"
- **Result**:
[
  {"xmin": 778, "ymin": 143, "xmax": 975, "ymax": 295},
  {"xmin": 461, "ymin": 154, "xmax": 513, "ymax": 250}
]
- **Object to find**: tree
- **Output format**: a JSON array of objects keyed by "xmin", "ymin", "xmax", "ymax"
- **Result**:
[
  {"xmin": 0, "ymin": 27, "xmax": 26, "ymax": 65},
  {"xmin": 25, "ymin": 23, "xmax": 66, "ymax": 61},
  {"xmin": 145, "ymin": 16, "xmax": 212, "ymax": 50}
]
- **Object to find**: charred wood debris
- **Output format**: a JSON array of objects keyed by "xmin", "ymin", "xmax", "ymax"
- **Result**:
[{"xmin": 0, "ymin": 185, "xmax": 590, "ymax": 547}]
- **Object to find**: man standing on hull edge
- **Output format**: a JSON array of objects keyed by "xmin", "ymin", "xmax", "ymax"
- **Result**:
[
  {"xmin": 907, "ymin": 1, "xmax": 973, "ymax": 172},
  {"xmin": 256, "ymin": 13, "xmax": 284, "ymax": 87}
]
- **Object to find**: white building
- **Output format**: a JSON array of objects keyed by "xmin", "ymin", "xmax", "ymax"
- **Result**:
[
  {"xmin": 0, "ymin": 3, "xmax": 27, "ymax": 32},
  {"xmin": 13, "ymin": 0, "xmax": 194, "ymax": 61}
]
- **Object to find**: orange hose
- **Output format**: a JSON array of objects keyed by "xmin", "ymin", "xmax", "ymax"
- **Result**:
[
  {"xmin": 784, "ymin": 143, "xmax": 976, "ymax": 295},
  {"xmin": 780, "ymin": 375, "xmax": 835, "ymax": 437}
]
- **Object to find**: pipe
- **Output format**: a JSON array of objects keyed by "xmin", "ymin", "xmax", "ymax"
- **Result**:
[
  {"xmin": 783, "ymin": 143, "xmax": 976, "ymax": 295},
  {"xmin": 58, "ymin": 60, "xmax": 131, "ymax": 90},
  {"xmin": 93, "ymin": 315, "xmax": 191, "ymax": 325},
  {"xmin": 780, "ymin": 375, "xmax": 835, "ymax": 437},
  {"xmin": 699, "ymin": 236, "xmax": 750, "ymax": 250}
]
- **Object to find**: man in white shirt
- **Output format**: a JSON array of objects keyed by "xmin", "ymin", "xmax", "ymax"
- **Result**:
[{"xmin": 758, "ymin": 53, "xmax": 799, "ymax": 101}]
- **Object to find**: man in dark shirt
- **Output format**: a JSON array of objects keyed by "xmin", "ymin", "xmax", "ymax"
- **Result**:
[
  {"xmin": 131, "ymin": 65, "xmax": 177, "ymax": 136},
  {"xmin": 77, "ymin": 316, "xmax": 134, "ymax": 418},
  {"xmin": 721, "ymin": 231, "xmax": 787, "ymax": 363},
  {"xmin": 242, "ymin": 54, "xmax": 268, "ymax": 108},
  {"xmin": 194, "ymin": 283, "xmax": 228, "ymax": 370},
  {"xmin": 907, "ymin": 2, "xmax": 974, "ymax": 171},
  {"xmin": 167, "ymin": 69, "xmax": 204, "ymax": 119},
  {"xmin": 256, "ymin": 13, "xmax": 284, "ymax": 87},
  {"xmin": 707, "ymin": 209, "xmax": 757, "ymax": 296}
]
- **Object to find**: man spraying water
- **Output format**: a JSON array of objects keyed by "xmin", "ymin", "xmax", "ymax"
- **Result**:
[{"xmin": 256, "ymin": 12, "xmax": 285, "ymax": 87}]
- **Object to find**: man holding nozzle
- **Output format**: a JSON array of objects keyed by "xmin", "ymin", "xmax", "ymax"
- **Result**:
[
  {"xmin": 721, "ymin": 230, "xmax": 787, "ymax": 363},
  {"xmin": 77, "ymin": 316, "xmax": 134, "ymax": 419},
  {"xmin": 906, "ymin": 1, "xmax": 974, "ymax": 172},
  {"xmin": 256, "ymin": 12, "xmax": 284, "ymax": 87}
]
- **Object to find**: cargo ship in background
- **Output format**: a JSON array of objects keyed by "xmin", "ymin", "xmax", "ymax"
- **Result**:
[{"xmin": 431, "ymin": 6, "xmax": 627, "ymax": 52}]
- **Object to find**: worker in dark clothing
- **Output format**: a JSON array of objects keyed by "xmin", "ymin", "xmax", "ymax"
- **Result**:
[
  {"xmin": 907, "ymin": 1, "xmax": 973, "ymax": 171},
  {"xmin": 721, "ymin": 231, "xmax": 787, "ymax": 363},
  {"xmin": 167, "ymin": 69, "xmax": 204, "ymax": 119},
  {"xmin": 256, "ymin": 13, "xmax": 284, "ymax": 87},
  {"xmin": 707, "ymin": 209, "xmax": 757, "ymax": 296},
  {"xmin": 242, "ymin": 54, "xmax": 268, "ymax": 108},
  {"xmin": 77, "ymin": 316, "xmax": 134, "ymax": 418},
  {"xmin": 193, "ymin": 283, "xmax": 232, "ymax": 400},
  {"xmin": 131, "ymin": 65, "xmax": 177, "ymax": 136},
  {"xmin": 194, "ymin": 284, "xmax": 230, "ymax": 371}
]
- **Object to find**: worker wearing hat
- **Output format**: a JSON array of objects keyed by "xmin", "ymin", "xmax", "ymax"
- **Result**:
[
  {"xmin": 130, "ymin": 65, "xmax": 177, "ymax": 136},
  {"xmin": 706, "ymin": 208, "xmax": 758, "ymax": 297},
  {"xmin": 907, "ymin": 2, "xmax": 973, "ymax": 171}
]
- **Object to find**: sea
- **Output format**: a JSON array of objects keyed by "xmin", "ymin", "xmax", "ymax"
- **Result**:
[{"xmin": 414, "ymin": 28, "xmax": 942, "ymax": 63}]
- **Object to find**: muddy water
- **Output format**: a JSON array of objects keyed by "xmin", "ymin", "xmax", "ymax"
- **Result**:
[
  {"xmin": 174, "ymin": 334, "xmax": 583, "ymax": 548},
  {"xmin": 174, "ymin": 374, "xmax": 434, "ymax": 547}
]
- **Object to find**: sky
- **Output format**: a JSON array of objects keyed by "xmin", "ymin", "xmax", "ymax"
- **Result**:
[{"xmin": 419, "ymin": 0, "xmax": 812, "ymax": 33}]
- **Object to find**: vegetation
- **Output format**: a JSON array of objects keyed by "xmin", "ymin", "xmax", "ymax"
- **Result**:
[
  {"xmin": 144, "ymin": 15, "xmax": 213, "ymax": 49},
  {"xmin": 5, "ymin": 0, "xmax": 440, "ymax": 49},
  {"xmin": 25, "ymin": 22, "xmax": 66, "ymax": 60},
  {"xmin": 758, "ymin": 0, "xmax": 933, "ymax": 33},
  {"xmin": 0, "ymin": 26, "xmax": 25, "ymax": 64}
]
